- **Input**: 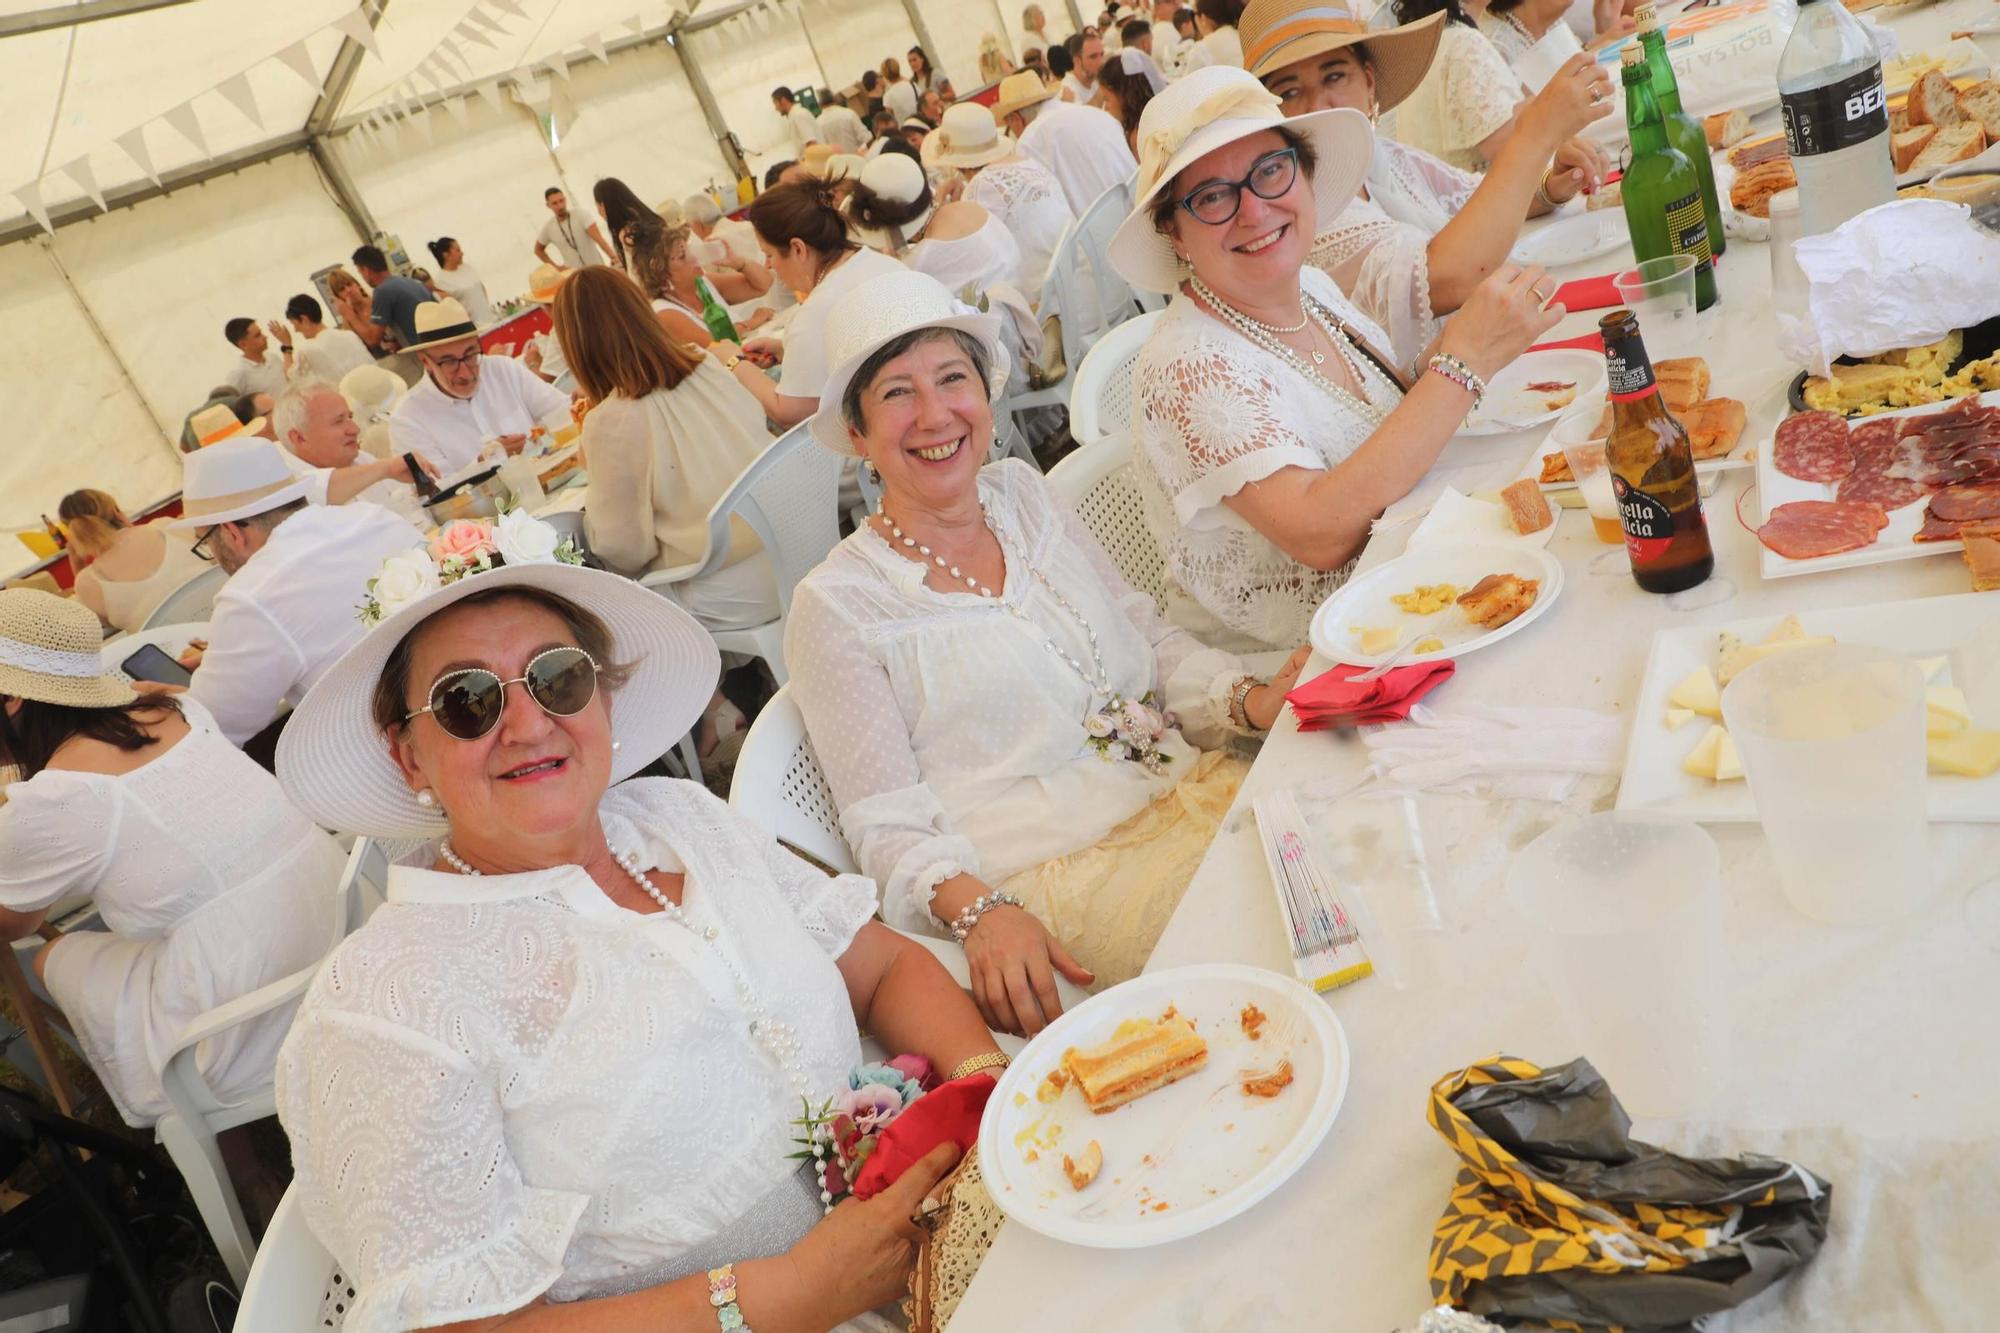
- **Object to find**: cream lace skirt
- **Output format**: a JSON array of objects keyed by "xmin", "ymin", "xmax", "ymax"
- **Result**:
[{"xmin": 999, "ymin": 750, "xmax": 1249, "ymax": 988}]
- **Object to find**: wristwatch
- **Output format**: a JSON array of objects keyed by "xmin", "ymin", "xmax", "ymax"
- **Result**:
[{"xmin": 724, "ymin": 355, "xmax": 743, "ymax": 372}]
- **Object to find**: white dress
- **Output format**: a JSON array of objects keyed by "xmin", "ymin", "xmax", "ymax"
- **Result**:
[
  {"xmin": 909, "ymin": 211, "xmax": 1026, "ymax": 298},
  {"xmin": 1181, "ymin": 25, "xmax": 1244, "ymax": 71},
  {"xmin": 432, "ymin": 263, "xmax": 496, "ymax": 326},
  {"xmin": 1129, "ymin": 267, "xmax": 1405, "ymax": 652},
  {"xmin": 0, "ymin": 697, "xmax": 344, "ymax": 1126},
  {"xmin": 1390, "ymin": 22, "xmax": 1522, "ymax": 171},
  {"xmin": 274, "ymin": 779, "xmax": 876, "ymax": 1333},
  {"xmin": 967, "ymin": 157, "xmax": 1076, "ymax": 295},
  {"xmin": 1308, "ymin": 137, "xmax": 1482, "ymax": 374},
  {"xmin": 785, "ymin": 459, "xmax": 1245, "ymax": 933}
]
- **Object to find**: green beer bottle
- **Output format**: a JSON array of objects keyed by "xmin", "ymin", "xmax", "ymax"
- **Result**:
[
  {"xmin": 1633, "ymin": 3, "xmax": 1725, "ymax": 256},
  {"xmin": 695, "ymin": 274, "xmax": 740, "ymax": 344},
  {"xmin": 1620, "ymin": 46, "xmax": 1719, "ymax": 311}
]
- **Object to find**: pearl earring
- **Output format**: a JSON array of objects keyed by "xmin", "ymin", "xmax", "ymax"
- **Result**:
[
  {"xmin": 415, "ymin": 789, "xmax": 436, "ymax": 808},
  {"xmin": 611, "ymin": 739, "xmax": 623, "ymax": 753}
]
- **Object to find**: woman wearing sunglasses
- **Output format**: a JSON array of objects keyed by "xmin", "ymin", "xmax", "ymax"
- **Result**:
[
  {"xmin": 1115, "ymin": 67, "xmax": 1560, "ymax": 652},
  {"xmin": 270, "ymin": 543, "xmax": 1001, "ymax": 1331}
]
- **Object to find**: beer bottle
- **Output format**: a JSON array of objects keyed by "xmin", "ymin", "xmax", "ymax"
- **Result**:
[
  {"xmin": 1633, "ymin": 3, "xmax": 1724, "ymax": 257},
  {"xmin": 1601, "ymin": 309, "xmax": 1714, "ymax": 593},
  {"xmin": 1620, "ymin": 46, "xmax": 1719, "ymax": 311},
  {"xmin": 695, "ymin": 274, "xmax": 741, "ymax": 344}
]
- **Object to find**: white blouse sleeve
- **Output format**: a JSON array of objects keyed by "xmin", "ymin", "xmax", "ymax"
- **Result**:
[
  {"xmin": 1409, "ymin": 145, "xmax": 1482, "ymax": 215},
  {"xmin": 1308, "ymin": 216, "xmax": 1439, "ymax": 377},
  {"xmin": 277, "ymin": 1008, "xmax": 591, "ymax": 1331},
  {"xmin": 1440, "ymin": 27, "xmax": 1522, "ymax": 158},
  {"xmin": 0, "ymin": 778, "xmax": 114, "ymax": 914},
  {"xmin": 784, "ymin": 580, "xmax": 984, "ymax": 934},
  {"xmin": 577, "ymin": 398, "xmax": 659, "ymax": 577}
]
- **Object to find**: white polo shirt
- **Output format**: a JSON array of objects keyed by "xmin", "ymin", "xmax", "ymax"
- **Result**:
[
  {"xmin": 538, "ymin": 211, "xmax": 605, "ymax": 268},
  {"xmin": 189, "ymin": 501, "xmax": 426, "ymax": 746},
  {"xmin": 787, "ymin": 103, "xmax": 823, "ymax": 152},
  {"xmin": 225, "ymin": 352, "xmax": 290, "ymax": 400},
  {"xmin": 389, "ymin": 355, "xmax": 572, "ymax": 476},
  {"xmin": 884, "ymin": 80, "xmax": 919, "ymax": 122},
  {"xmin": 817, "ymin": 104, "xmax": 871, "ymax": 154},
  {"xmin": 294, "ymin": 328, "xmax": 374, "ymax": 384}
]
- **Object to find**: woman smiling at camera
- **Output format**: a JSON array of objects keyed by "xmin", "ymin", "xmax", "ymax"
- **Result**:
[
  {"xmin": 270, "ymin": 517, "xmax": 1000, "ymax": 1331},
  {"xmin": 787, "ymin": 270, "xmax": 1310, "ymax": 1038},
  {"xmin": 1118, "ymin": 67, "xmax": 1561, "ymax": 653}
]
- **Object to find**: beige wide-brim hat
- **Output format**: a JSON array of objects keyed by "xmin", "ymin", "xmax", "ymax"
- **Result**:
[
  {"xmin": 277, "ymin": 562, "xmax": 720, "ymax": 841},
  {"xmin": 340, "ymin": 364, "xmax": 407, "ymax": 423},
  {"xmin": 1107, "ymin": 65, "xmax": 1375, "ymax": 294},
  {"xmin": 807, "ymin": 269, "xmax": 1012, "ymax": 457},
  {"xmin": 0, "ymin": 588, "xmax": 138, "ymax": 711},
  {"xmin": 1239, "ymin": 0, "xmax": 1445, "ymax": 115},
  {"xmin": 923, "ymin": 102, "xmax": 1019, "ymax": 169},
  {"xmin": 167, "ymin": 436, "xmax": 312, "ymax": 528},
  {"xmin": 528, "ymin": 263, "xmax": 566, "ymax": 302},
  {"xmin": 187, "ymin": 402, "xmax": 266, "ymax": 447},
  {"xmin": 403, "ymin": 297, "xmax": 482, "ymax": 353},
  {"xmin": 992, "ymin": 69, "xmax": 1058, "ymax": 118}
]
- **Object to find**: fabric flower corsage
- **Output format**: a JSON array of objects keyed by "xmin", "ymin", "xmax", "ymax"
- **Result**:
[
  {"xmin": 359, "ymin": 510, "xmax": 583, "ymax": 626},
  {"xmin": 1085, "ymin": 691, "xmax": 1174, "ymax": 774},
  {"xmin": 793, "ymin": 1056, "xmax": 937, "ymax": 1213}
]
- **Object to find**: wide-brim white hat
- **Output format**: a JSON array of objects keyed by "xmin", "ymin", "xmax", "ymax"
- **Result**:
[
  {"xmin": 923, "ymin": 103, "xmax": 1018, "ymax": 169},
  {"xmin": 1107, "ymin": 65, "xmax": 1375, "ymax": 294},
  {"xmin": 277, "ymin": 561, "xmax": 720, "ymax": 840},
  {"xmin": 168, "ymin": 436, "xmax": 312, "ymax": 528},
  {"xmin": 807, "ymin": 269, "xmax": 1012, "ymax": 457},
  {"xmin": 340, "ymin": 364, "xmax": 407, "ymax": 423}
]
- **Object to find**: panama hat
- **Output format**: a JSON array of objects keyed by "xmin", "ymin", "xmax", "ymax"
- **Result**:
[
  {"xmin": 167, "ymin": 437, "xmax": 312, "ymax": 529},
  {"xmin": 800, "ymin": 143, "xmax": 841, "ymax": 174},
  {"xmin": 923, "ymin": 102, "xmax": 1019, "ymax": 169},
  {"xmin": 339, "ymin": 363, "xmax": 407, "ymax": 424},
  {"xmin": 277, "ymin": 558, "xmax": 720, "ymax": 841},
  {"xmin": 806, "ymin": 269, "xmax": 1011, "ymax": 457},
  {"xmin": 992, "ymin": 69, "xmax": 1057, "ymax": 119},
  {"xmin": 404, "ymin": 297, "xmax": 482, "ymax": 353},
  {"xmin": 187, "ymin": 401, "xmax": 266, "ymax": 447},
  {"xmin": 0, "ymin": 589, "xmax": 138, "ymax": 711},
  {"xmin": 1238, "ymin": 0, "xmax": 1444, "ymax": 115},
  {"xmin": 1107, "ymin": 65, "xmax": 1374, "ymax": 294}
]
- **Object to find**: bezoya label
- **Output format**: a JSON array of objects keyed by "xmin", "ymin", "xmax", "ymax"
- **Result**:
[{"xmin": 1781, "ymin": 64, "xmax": 1888, "ymax": 156}]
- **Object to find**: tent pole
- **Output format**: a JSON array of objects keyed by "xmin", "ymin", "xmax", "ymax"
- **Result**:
[
  {"xmin": 38, "ymin": 239, "xmax": 179, "ymax": 456},
  {"xmin": 0, "ymin": 0, "xmax": 194, "ymax": 41},
  {"xmin": 1066, "ymin": 0, "xmax": 1087, "ymax": 32},
  {"xmin": 307, "ymin": 0, "xmax": 390, "ymax": 137},
  {"xmin": 791, "ymin": 6, "xmax": 834, "ymax": 95},
  {"xmin": 668, "ymin": 30, "xmax": 752, "ymax": 187},
  {"xmin": 897, "ymin": 0, "xmax": 945, "ymax": 76},
  {"xmin": 308, "ymin": 138, "xmax": 379, "ymax": 242}
]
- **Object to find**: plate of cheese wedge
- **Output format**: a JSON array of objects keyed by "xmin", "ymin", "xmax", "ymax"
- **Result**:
[
  {"xmin": 1616, "ymin": 596, "xmax": 2000, "ymax": 822},
  {"xmin": 979, "ymin": 962, "xmax": 1350, "ymax": 1249}
]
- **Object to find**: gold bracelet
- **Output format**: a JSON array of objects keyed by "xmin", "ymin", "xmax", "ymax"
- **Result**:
[
  {"xmin": 947, "ymin": 1051, "xmax": 1010, "ymax": 1082},
  {"xmin": 1535, "ymin": 166, "xmax": 1560, "ymax": 210}
]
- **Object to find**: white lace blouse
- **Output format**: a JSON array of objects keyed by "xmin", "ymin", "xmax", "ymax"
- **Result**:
[
  {"xmin": 1390, "ymin": 22, "xmax": 1522, "ymax": 171},
  {"xmin": 1308, "ymin": 137, "xmax": 1482, "ymax": 374},
  {"xmin": 785, "ymin": 460, "xmax": 1246, "ymax": 934},
  {"xmin": 966, "ymin": 157, "xmax": 1076, "ymax": 295},
  {"xmin": 1130, "ymin": 266, "xmax": 1405, "ymax": 652},
  {"xmin": 273, "ymin": 779, "xmax": 876, "ymax": 1332}
]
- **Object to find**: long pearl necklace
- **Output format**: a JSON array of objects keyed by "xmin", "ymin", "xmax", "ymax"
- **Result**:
[
  {"xmin": 437, "ymin": 840, "xmax": 808, "ymax": 1096},
  {"xmin": 1189, "ymin": 275, "xmax": 1392, "ymax": 428}
]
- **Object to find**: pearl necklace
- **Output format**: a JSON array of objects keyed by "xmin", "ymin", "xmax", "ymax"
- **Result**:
[
  {"xmin": 878, "ymin": 506, "xmax": 997, "ymax": 597},
  {"xmin": 1189, "ymin": 275, "xmax": 1392, "ymax": 428},
  {"xmin": 437, "ymin": 840, "xmax": 808, "ymax": 1097}
]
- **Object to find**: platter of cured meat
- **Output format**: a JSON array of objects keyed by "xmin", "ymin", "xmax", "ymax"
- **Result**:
[{"xmin": 1754, "ymin": 392, "xmax": 2000, "ymax": 578}]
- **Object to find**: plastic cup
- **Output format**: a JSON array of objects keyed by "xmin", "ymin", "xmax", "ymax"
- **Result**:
[
  {"xmin": 1547, "ymin": 408, "xmax": 1621, "ymax": 544},
  {"xmin": 1505, "ymin": 813, "xmax": 1727, "ymax": 1117},
  {"xmin": 1952, "ymin": 617, "xmax": 2000, "ymax": 730},
  {"xmin": 1767, "ymin": 187, "xmax": 1807, "ymax": 320},
  {"xmin": 1721, "ymin": 644, "xmax": 1929, "ymax": 926},
  {"xmin": 1612, "ymin": 254, "xmax": 1699, "ymax": 361}
]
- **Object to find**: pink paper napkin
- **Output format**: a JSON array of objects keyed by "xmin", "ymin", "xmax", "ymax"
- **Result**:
[
  {"xmin": 1286, "ymin": 659, "xmax": 1457, "ymax": 732},
  {"xmin": 1551, "ymin": 273, "xmax": 1622, "ymax": 312}
]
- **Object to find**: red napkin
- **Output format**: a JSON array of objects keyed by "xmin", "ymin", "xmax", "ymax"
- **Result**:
[
  {"xmin": 1529, "ymin": 330, "xmax": 1605, "ymax": 355},
  {"xmin": 1550, "ymin": 273, "xmax": 1622, "ymax": 312},
  {"xmin": 850, "ymin": 1073, "xmax": 996, "ymax": 1200},
  {"xmin": 1285, "ymin": 660, "xmax": 1456, "ymax": 731}
]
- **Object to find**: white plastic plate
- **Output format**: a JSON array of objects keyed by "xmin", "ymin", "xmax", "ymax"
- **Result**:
[{"xmin": 1308, "ymin": 542, "xmax": 1565, "ymax": 667}]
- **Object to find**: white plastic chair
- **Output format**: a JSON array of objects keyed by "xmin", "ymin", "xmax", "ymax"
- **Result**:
[
  {"xmin": 1072, "ymin": 178, "xmax": 1154, "ymax": 319},
  {"xmin": 99, "ymin": 621, "xmax": 209, "ymax": 676},
  {"xmin": 154, "ymin": 837, "xmax": 387, "ymax": 1286},
  {"xmin": 235, "ymin": 1183, "xmax": 339, "ymax": 1328},
  {"xmin": 639, "ymin": 424, "xmax": 842, "ymax": 687},
  {"xmin": 1045, "ymin": 436, "xmax": 1167, "ymax": 608},
  {"xmin": 1067, "ymin": 310, "xmax": 1161, "ymax": 446},
  {"xmin": 140, "ymin": 566, "xmax": 228, "ymax": 629}
]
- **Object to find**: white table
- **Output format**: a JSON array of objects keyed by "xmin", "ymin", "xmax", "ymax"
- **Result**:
[{"xmin": 955, "ymin": 8, "xmax": 2000, "ymax": 1326}]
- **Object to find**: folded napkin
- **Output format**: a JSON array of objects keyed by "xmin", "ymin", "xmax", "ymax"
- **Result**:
[
  {"xmin": 1550, "ymin": 272, "xmax": 1621, "ymax": 312},
  {"xmin": 1288, "ymin": 660, "xmax": 1455, "ymax": 730},
  {"xmin": 1527, "ymin": 329, "xmax": 1604, "ymax": 354},
  {"xmin": 1361, "ymin": 702, "xmax": 1622, "ymax": 801},
  {"xmin": 851, "ymin": 1072, "xmax": 996, "ymax": 1200}
]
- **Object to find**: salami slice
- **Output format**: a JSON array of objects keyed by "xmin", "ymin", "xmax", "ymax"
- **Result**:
[
  {"xmin": 1930, "ymin": 481, "xmax": 2000, "ymax": 522},
  {"xmin": 1915, "ymin": 513, "xmax": 1965, "ymax": 543},
  {"xmin": 1773, "ymin": 410, "xmax": 1854, "ymax": 483},
  {"xmin": 1836, "ymin": 467, "xmax": 1931, "ymax": 511},
  {"xmin": 1757, "ymin": 500, "xmax": 1891, "ymax": 559}
]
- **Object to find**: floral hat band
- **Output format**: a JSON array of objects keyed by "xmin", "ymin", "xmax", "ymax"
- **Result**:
[{"xmin": 361, "ymin": 509, "xmax": 584, "ymax": 627}]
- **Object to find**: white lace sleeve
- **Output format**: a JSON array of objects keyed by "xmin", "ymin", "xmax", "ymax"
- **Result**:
[
  {"xmin": 277, "ymin": 1008, "xmax": 591, "ymax": 1331},
  {"xmin": 1410, "ymin": 146, "xmax": 1482, "ymax": 215},
  {"xmin": 1309, "ymin": 211, "xmax": 1440, "ymax": 376},
  {"xmin": 1134, "ymin": 341, "xmax": 1330, "ymax": 528},
  {"xmin": 784, "ymin": 581, "xmax": 982, "ymax": 934},
  {"xmin": 1440, "ymin": 26, "xmax": 1522, "ymax": 159}
]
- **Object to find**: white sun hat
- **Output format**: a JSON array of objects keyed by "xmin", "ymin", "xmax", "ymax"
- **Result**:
[
  {"xmin": 1106, "ymin": 64, "xmax": 1375, "ymax": 294},
  {"xmin": 0, "ymin": 588, "xmax": 138, "ymax": 711},
  {"xmin": 339, "ymin": 363, "xmax": 407, "ymax": 424},
  {"xmin": 167, "ymin": 436, "xmax": 312, "ymax": 529},
  {"xmin": 806, "ymin": 269, "xmax": 1012, "ymax": 457},
  {"xmin": 922, "ymin": 102, "xmax": 1018, "ymax": 169},
  {"xmin": 276, "ymin": 554, "xmax": 720, "ymax": 841}
]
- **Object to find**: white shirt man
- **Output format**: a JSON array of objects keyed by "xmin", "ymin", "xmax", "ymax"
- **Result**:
[
  {"xmin": 535, "ymin": 189, "xmax": 614, "ymax": 269},
  {"xmin": 1152, "ymin": 1, "xmax": 1187, "ymax": 73},
  {"xmin": 273, "ymin": 379, "xmax": 433, "ymax": 528},
  {"xmin": 223, "ymin": 319, "xmax": 292, "ymax": 399},
  {"xmin": 390, "ymin": 313, "xmax": 572, "ymax": 476},
  {"xmin": 285, "ymin": 294, "xmax": 373, "ymax": 384},
  {"xmin": 1017, "ymin": 99, "xmax": 1139, "ymax": 213},
  {"xmin": 773, "ymin": 88, "xmax": 823, "ymax": 154},
  {"xmin": 817, "ymin": 101, "xmax": 871, "ymax": 154},
  {"xmin": 883, "ymin": 77, "xmax": 919, "ymax": 122}
]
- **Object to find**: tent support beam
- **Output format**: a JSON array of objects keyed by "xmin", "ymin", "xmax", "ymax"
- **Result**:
[
  {"xmin": 307, "ymin": 0, "xmax": 390, "ymax": 136},
  {"xmin": 0, "ymin": 132, "xmax": 312, "ymax": 248},
  {"xmin": 896, "ymin": 0, "xmax": 945, "ymax": 82},
  {"xmin": 666, "ymin": 32, "xmax": 753, "ymax": 188},
  {"xmin": 308, "ymin": 139, "xmax": 379, "ymax": 242},
  {"xmin": 0, "ymin": 0, "xmax": 194, "ymax": 41}
]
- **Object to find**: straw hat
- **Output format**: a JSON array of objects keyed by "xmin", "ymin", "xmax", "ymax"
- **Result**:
[
  {"xmin": 800, "ymin": 143, "xmax": 840, "ymax": 174},
  {"xmin": 807, "ymin": 269, "xmax": 1011, "ymax": 456},
  {"xmin": 277, "ymin": 560, "xmax": 719, "ymax": 841},
  {"xmin": 340, "ymin": 364, "xmax": 407, "ymax": 424},
  {"xmin": 403, "ymin": 297, "xmax": 481, "ymax": 353},
  {"xmin": 187, "ymin": 401, "xmax": 266, "ymax": 447},
  {"xmin": 167, "ymin": 437, "xmax": 312, "ymax": 529},
  {"xmin": 528, "ymin": 263, "xmax": 565, "ymax": 302},
  {"xmin": 0, "ymin": 589, "xmax": 138, "ymax": 711},
  {"xmin": 827, "ymin": 152, "xmax": 869, "ymax": 182},
  {"xmin": 1238, "ymin": 0, "xmax": 1445, "ymax": 114},
  {"xmin": 1107, "ymin": 66, "xmax": 1374, "ymax": 294},
  {"xmin": 992, "ymin": 70, "xmax": 1058, "ymax": 119},
  {"xmin": 923, "ymin": 102, "xmax": 1018, "ymax": 169}
]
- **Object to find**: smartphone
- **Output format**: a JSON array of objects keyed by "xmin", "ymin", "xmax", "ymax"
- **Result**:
[{"xmin": 121, "ymin": 643, "xmax": 193, "ymax": 687}]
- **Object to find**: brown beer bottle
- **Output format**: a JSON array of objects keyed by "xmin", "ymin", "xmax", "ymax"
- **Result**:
[{"xmin": 1600, "ymin": 309, "xmax": 1713, "ymax": 593}]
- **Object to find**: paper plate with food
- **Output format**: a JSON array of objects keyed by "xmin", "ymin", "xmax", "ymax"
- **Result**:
[
  {"xmin": 1308, "ymin": 542, "xmax": 1562, "ymax": 667},
  {"xmin": 1617, "ymin": 600, "xmax": 2000, "ymax": 822},
  {"xmin": 1515, "ymin": 355, "xmax": 1751, "ymax": 492},
  {"xmin": 1458, "ymin": 348, "xmax": 1606, "ymax": 437},
  {"xmin": 1787, "ymin": 321, "xmax": 2000, "ymax": 418},
  {"xmin": 978, "ymin": 962, "xmax": 1350, "ymax": 1249},
  {"xmin": 1508, "ymin": 202, "xmax": 1630, "ymax": 270}
]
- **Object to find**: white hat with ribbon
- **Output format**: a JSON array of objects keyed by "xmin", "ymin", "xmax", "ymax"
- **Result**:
[{"xmin": 167, "ymin": 437, "xmax": 312, "ymax": 529}]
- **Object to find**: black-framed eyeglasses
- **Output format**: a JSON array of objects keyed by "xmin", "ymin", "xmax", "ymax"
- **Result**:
[
  {"xmin": 403, "ymin": 646, "xmax": 601, "ymax": 741},
  {"xmin": 426, "ymin": 347, "xmax": 482, "ymax": 373},
  {"xmin": 191, "ymin": 526, "xmax": 220, "ymax": 563},
  {"xmin": 1174, "ymin": 146, "xmax": 1302, "ymax": 226}
]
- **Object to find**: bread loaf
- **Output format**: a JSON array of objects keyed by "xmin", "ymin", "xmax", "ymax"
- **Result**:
[
  {"xmin": 1894, "ymin": 125, "xmax": 1939, "ymax": 172},
  {"xmin": 1957, "ymin": 80, "xmax": 2000, "ymax": 140},
  {"xmin": 1682, "ymin": 397, "xmax": 1746, "ymax": 460},
  {"xmin": 1910, "ymin": 122, "xmax": 1986, "ymax": 173},
  {"xmin": 1703, "ymin": 108, "xmax": 1750, "ymax": 149},
  {"xmin": 1909, "ymin": 68, "xmax": 1965, "ymax": 127}
]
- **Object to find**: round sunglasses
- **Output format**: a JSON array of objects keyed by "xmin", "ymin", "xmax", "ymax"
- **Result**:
[{"xmin": 404, "ymin": 646, "xmax": 601, "ymax": 741}]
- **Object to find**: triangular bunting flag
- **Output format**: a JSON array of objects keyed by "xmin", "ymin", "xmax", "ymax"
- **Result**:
[
  {"xmin": 275, "ymin": 39, "xmax": 320, "ymax": 91},
  {"xmin": 14, "ymin": 180, "xmax": 53, "ymax": 234},
  {"xmin": 380, "ymin": 113, "xmax": 402, "ymax": 149},
  {"xmin": 115, "ymin": 126, "xmax": 160, "ymax": 186},
  {"xmin": 405, "ymin": 108, "xmax": 433, "ymax": 145},
  {"xmin": 464, "ymin": 9, "xmax": 506, "ymax": 35},
  {"xmin": 455, "ymin": 20, "xmax": 496, "ymax": 50},
  {"xmin": 410, "ymin": 62, "xmax": 443, "ymax": 95},
  {"xmin": 332, "ymin": 9, "xmax": 382, "ymax": 58},
  {"xmin": 436, "ymin": 39, "xmax": 471, "ymax": 77},
  {"xmin": 582, "ymin": 33, "xmax": 609, "ymax": 64},
  {"xmin": 474, "ymin": 79, "xmax": 504, "ymax": 112},
  {"xmin": 623, "ymin": 14, "xmax": 646, "ymax": 35},
  {"xmin": 485, "ymin": 0, "xmax": 529, "ymax": 17},
  {"xmin": 162, "ymin": 100, "xmax": 208, "ymax": 155},
  {"xmin": 542, "ymin": 52, "xmax": 570, "ymax": 80},
  {"xmin": 214, "ymin": 71, "xmax": 264, "ymax": 128},
  {"xmin": 443, "ymin": 95, "xmax": 470, "ymax": 128},
  {"xmin": 61, "ymin": 156, "xmax": 107, "ymax": 211}
]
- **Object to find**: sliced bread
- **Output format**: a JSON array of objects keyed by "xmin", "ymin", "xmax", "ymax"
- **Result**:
[
  {"xmin": 1910, "ymin": 121, "xmax": 1986, "ymax": 174},
  {"xmin": 1894, "ymin": 124, "xmax": 1940, "ymax": 172},
  {"xmin": 1957, "ymin": 80, "xmax": 2000, "ymax": 140},
  {"xmin": 1909, "ymin": 68, "xmax": 1965, "ymax": 127}
]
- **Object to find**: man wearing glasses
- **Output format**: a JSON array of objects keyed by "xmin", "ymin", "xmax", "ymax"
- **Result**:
[{"xmin": 388, "ymin": 298, "xmax": 573, "ymax": 476}]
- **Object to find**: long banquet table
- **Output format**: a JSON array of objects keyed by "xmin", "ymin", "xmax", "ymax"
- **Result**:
[{"xmin": 954, "ymin": 4, "xmax": 2000, "ymax": 1326}]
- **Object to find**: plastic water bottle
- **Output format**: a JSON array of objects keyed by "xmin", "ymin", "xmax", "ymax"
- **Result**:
[{"xmin": 1778, "ymin": 0, "xmax": 1895, "ymax": 237}]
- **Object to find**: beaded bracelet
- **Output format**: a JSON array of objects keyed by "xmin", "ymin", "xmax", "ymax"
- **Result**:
[
  {"xmin": 949, "ymin": 891, "xmax": 1024, "ymax": 943},
  {"xmin": 707, "ymin": 1263, "xmax": 752, "ymax": 1332},
  {"xmin": 1425, "ymin": 352, "xmax": 1487, "ymax": 407}
]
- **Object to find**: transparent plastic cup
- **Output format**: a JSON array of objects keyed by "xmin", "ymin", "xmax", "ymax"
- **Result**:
[
  {"xmin": 1548, "ymin": 408, "xmax": 1621, "ymax": 544},
  {"xmin": 1505, "ymin": 813, "xmax": 1727, "ymax": 1117},
  {"xmin": 1721, "ymin": 644, "xmax": 1929, "ymax": 926},
  {"xmin": 1613, "ymin": 254, "xmax": 1699, "ymax": 361},
  {"xmin": 1952, "ymin": 618, "xmax": 2000, "ymax": 731}
]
